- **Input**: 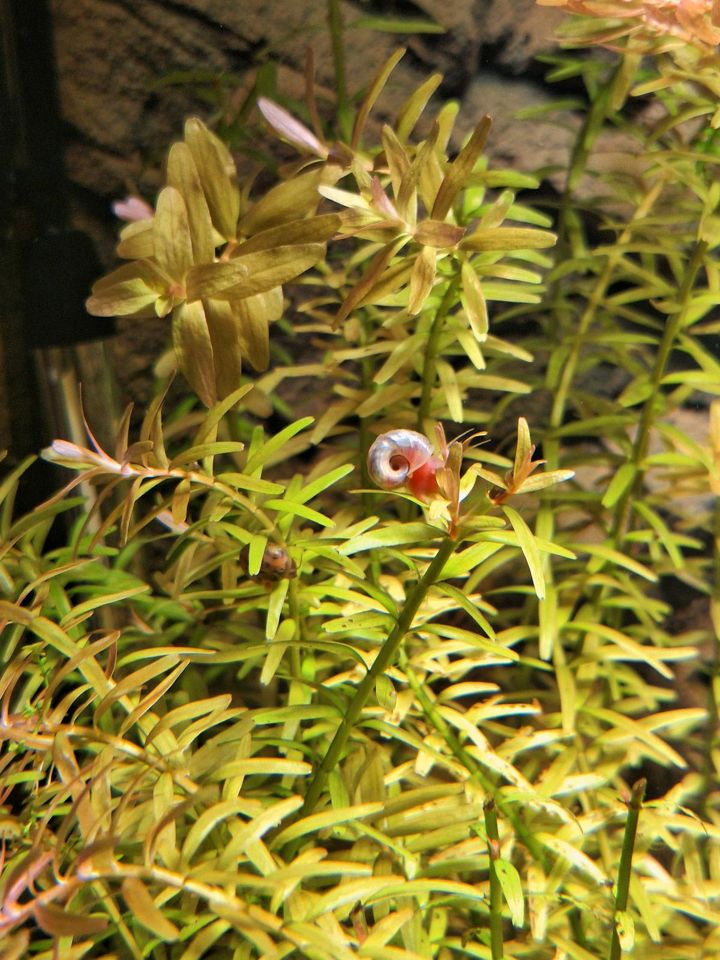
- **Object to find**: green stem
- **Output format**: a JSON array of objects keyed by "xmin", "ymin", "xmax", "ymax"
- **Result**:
[
  {"xmin": 611, "ymin": 239, "xmax": 708, "ymax": 542},
  {"xmin": 609, "ymin": 778, "xmax": 646, "ymax": 960},
  {"xmin": 416, "ymin": 276, "xmax": 460, "ymax": 432},
  {"xmin": 484, "ymin": 797, "xmax": 504, "ymax": 960},
  {"xmin": 327, "ymin": 0, "xmax": 351, "ymax": 140},
  {"xmin": 301, "ymin": 536, "xmax": 458, "ymax": 816},
  {"xmin": 545, "ymin": 179, "xmax": 665, "ymax": 468}
]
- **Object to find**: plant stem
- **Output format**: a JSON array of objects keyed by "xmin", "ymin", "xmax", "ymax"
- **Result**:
[
  {"xmin": 611, "ymin": 239, "xmax": 708, "ymax": 542},
  {"xmin": 416, "ymin": 276, "xmax": 459, "ymax": 432},
  {"xmin": 545, "ymin": 178, "xmax": 665, "ymax": 466},
  {"xmin": 300, "ymin": 535, "xmax": 458, "ymax": 816},
  {"xmin": 609, "ymin": 778, "xmax": 646, "ymax": 960},
  {"xmin": 484, "ymin": 797, "xmax": 504, "ymax": 960},
  {"xmin": 327, "ymin": 0, "xmax": 351, "ymax": 140}
]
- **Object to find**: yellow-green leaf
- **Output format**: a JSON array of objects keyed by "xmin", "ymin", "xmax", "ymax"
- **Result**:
[
  {"xmin": 233, "ymin": 213, "xmax": 340, "ymax": 256},
  {"xmin": 495, "ymin": 858, "xmax": 525, "ymax": 927},
  {"xmin": 34, "ymin": 903, "xmax": 108, "ymax": 938},
  {"xmin": 396, "ymin": 73, "xmax": 443, "ymax": 142},
  {"xmin": 232, "ymin": 288, "xmax": 283, "ymax": 371},
  {"xmin": 117, "ymin": 219, "xmax": 154, "ymax": 259},
  {"xmin": 184, "ymin": 117, "xmax": 240, "ymax": 240},
  {"xmin": 240, "ymin": 169, "xmax": 324, "ymax": 235},
  {"xmin": 122, "ymin": 877, "xmax": 179, "ymax": 941},
  {"xmin": 431, "ymin": 115, "xmax": 492, "ymax": 220},
  {"xmin": 461, "ymin": 226, "xmax": 556, "ymax": 252},
  {"xmin": 172, "ymin": 300, "xmax": 216, "ymax": 406},
  {"xmin": 203, "ymin": 297, "xmax": 244, "ymax": 398},
  {"xmin": 503, "ymin": 505, "xmax": 545, "ymax": 599},
  {"xmin": 414, "ymin": 219, "xmax": 465, "ymax": 248},
  {"xmin": 461, "ymin": 260, "xmax": 488, "ymax": 342},
  {"xmin": 351, "ymin": 48, "xmax": 406, "ymax": 150},
  {"xmin": 154, "ymin": 185, "xmax": 193, "ymax": 281},
  {"xmin": 166, "ymin": 140, "xmax": 215, "ymax": 264},
  {"xmin": 186, "ymin": 243, "xmax": 325, "ymax": 300},
  {"xmin": 86, "ymin": 261, "xmax": 167, "ymax": 317}
]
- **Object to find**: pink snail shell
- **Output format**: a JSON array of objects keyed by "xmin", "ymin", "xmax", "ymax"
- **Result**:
[{"xmin": 367, "ymin": 429, "xmax": 444, "ymax": 500}]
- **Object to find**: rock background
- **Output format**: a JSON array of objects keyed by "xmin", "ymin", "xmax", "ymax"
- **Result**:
[{"xmin": 46, "ymin": 0, "xmax": 566, "ymax": 408}]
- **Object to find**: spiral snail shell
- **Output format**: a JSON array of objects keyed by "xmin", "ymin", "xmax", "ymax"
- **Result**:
[{"xmin": 367, "ymin": 429, "xmax": 444, "ymax": 500}]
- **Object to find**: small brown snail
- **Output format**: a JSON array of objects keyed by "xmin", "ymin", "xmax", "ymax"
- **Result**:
[
  {"xmin": 367, "ymin": 429, "xmax": 446, "ymax": 500},
  {"xmin": 239, "ymin": 543, "xmax": 297, "ymax": 582}
]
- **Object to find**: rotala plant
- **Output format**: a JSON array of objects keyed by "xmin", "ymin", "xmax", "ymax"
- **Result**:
[{"xmin": 2, "ymin": 1, "xmax": 720, "ymax": 956}]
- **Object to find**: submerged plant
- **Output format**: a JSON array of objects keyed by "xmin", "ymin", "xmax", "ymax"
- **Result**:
[{"xmin": 1, "ymin": 4, "xmax": 720, "ymax": 958}]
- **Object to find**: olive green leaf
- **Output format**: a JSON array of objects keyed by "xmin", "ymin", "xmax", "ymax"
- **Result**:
[
  {"xmin": 203, "ymin": 298, "xmax": 245, "ymax": 398},
  {"xmin": 184, "ymin": 117, "xmax": 241, "ymax": 241},
  {"xmin": 240, "ymin": 169, "xmax": 325, "ymax": 235},
  {"xmin": 414, "ymin": 219, "xmax": 465, "ymax": 248},
  {"xmin": 117, "ymin": 218, "xmax": 154, "ymax": 259},
  {"xmin": 153, "ymin": 185, "xmax": 193, "ymax": 282},
  {"xmin": 461, "ymin": 260, "xmax": 488, "ymax": 342},
  {"xmin": 408, "ymin": 246, "xmax": 437, "ymax": 315},
  {"xmin": 186, "ymin": 243, "xmax": 326, "ymax": 301},
  {"xmin": 122, "ymin": 877, "xmax": 179, "ymax": 941},
  {"xmin": 230, "ymin": 288, "xmax": 283, "ymax": 371},
  {"xmin": 461, "ymin": 225, "xmax": 557, "ymax": 252},
  {"xmin": 431, "ymin": 115, "xmax": 492, "ymax": 220},
  {"xmin": 232, "ymin": 213, "xmax": 340, "ymax": 256},
  {"xmin": 172, "ymin": 300, "xmax": 217, "ymax": 406},
  {"xmin": 166, "ymin": 140, "xmax": 215, "ymax": 264},
  {"xmin": 396, "ymin": 73, "xmax": 443, "ymax": 142},
  {"xmin": 86, "ymin": 261, "xmax": 168, "ymax": 318}
]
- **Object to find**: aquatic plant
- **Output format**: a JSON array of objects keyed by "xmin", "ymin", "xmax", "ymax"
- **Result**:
[{"xmin": 1, "ymin": 4, "xmax": 720, "ymax": 958}]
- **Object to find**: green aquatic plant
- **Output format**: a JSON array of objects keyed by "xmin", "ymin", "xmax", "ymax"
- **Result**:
[{"xmin": 1, "ymin": 4, "xmax": 720, "ymax": 958}]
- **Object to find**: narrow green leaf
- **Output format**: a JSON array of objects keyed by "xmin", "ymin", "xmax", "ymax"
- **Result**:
[
  {"xmin": 495, "ymin": 858, "xmax": 525, "ymax": 927},
  {"xmin": 248, "ymin": 533, "xmax": 268, "ymax": 576},
  {"xmin": 432, "ymin": 116, "xmax": 492, "ymax": 220},
  {"xmin": 340, "ymin": 522, "xmax": 439, "ymax": 555},
  {"xmin": 291, "ymin": 465, "xmax": 354, "ymax": 504},
  {"xmin": 266, "ymin": 578, "xmax": 290, "ymax": 640},
  {"xmin": 172, "ymin": 300, "xmax": 216, "ymax": 407},
  {"xmin": 461, "ymin": 260, "xmax": 488, "ymax": 342},
  {"xmin": 375, "ymin": 674, "xmax": 396, "ymax": 711},
  {"xmin": 514, "ymin": 417, "xmax": 532, "ymax": 479},
  {"xmin": 461, "ymin": 226, "xmax": 556, "ymax": 251},
  {"xmin": 263, "ymin": 499, "xmax": 334, "ymax": 527},
  {"xmin": 602, "ymin": 462, "xmax": 636, "ymax": 509},
  {"xmin": 396, "ymin": 73, "xmax": 443, "ymax": 142},
  {"xmin": 352, "ymin": 15, "xmax": 445, "ymax": 34},
  {"xmin": 351, "ymin": 48, "xmax": 406, "ymax": 150},
  {"xmin": 122, "ymin": 877, "xmax": 179, "ymax": 941},
  {"xmin": 244, "ymin": 417, "xmax": 314, "ymax": 474},
  {"xmin": 502, "ymin": 506, "xmax": 545, "ymax": 599}
]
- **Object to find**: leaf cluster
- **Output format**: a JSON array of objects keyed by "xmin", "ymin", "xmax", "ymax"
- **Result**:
[{"xmin": 3, "ymin": 21, "xmax": 720, "ymax": 960}]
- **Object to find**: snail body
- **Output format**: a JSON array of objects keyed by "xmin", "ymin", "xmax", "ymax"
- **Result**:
[{"xmin": 367, "ymin": 429, "xmax": 445, "ymax": 500}]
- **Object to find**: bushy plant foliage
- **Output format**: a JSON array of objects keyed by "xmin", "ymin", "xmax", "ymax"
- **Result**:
[{"xmin": 1, "ymin": 5, "xmax": 720, "ymax": 958}]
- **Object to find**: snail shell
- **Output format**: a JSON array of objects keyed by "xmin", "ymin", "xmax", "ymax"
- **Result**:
[
  {"xmin": 239, "ymin": 543, "xmax": 297, "ymax": 581},
  {"xmin": 367, "ymin": 429, "xmax": 443, "ymax": 500}
]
